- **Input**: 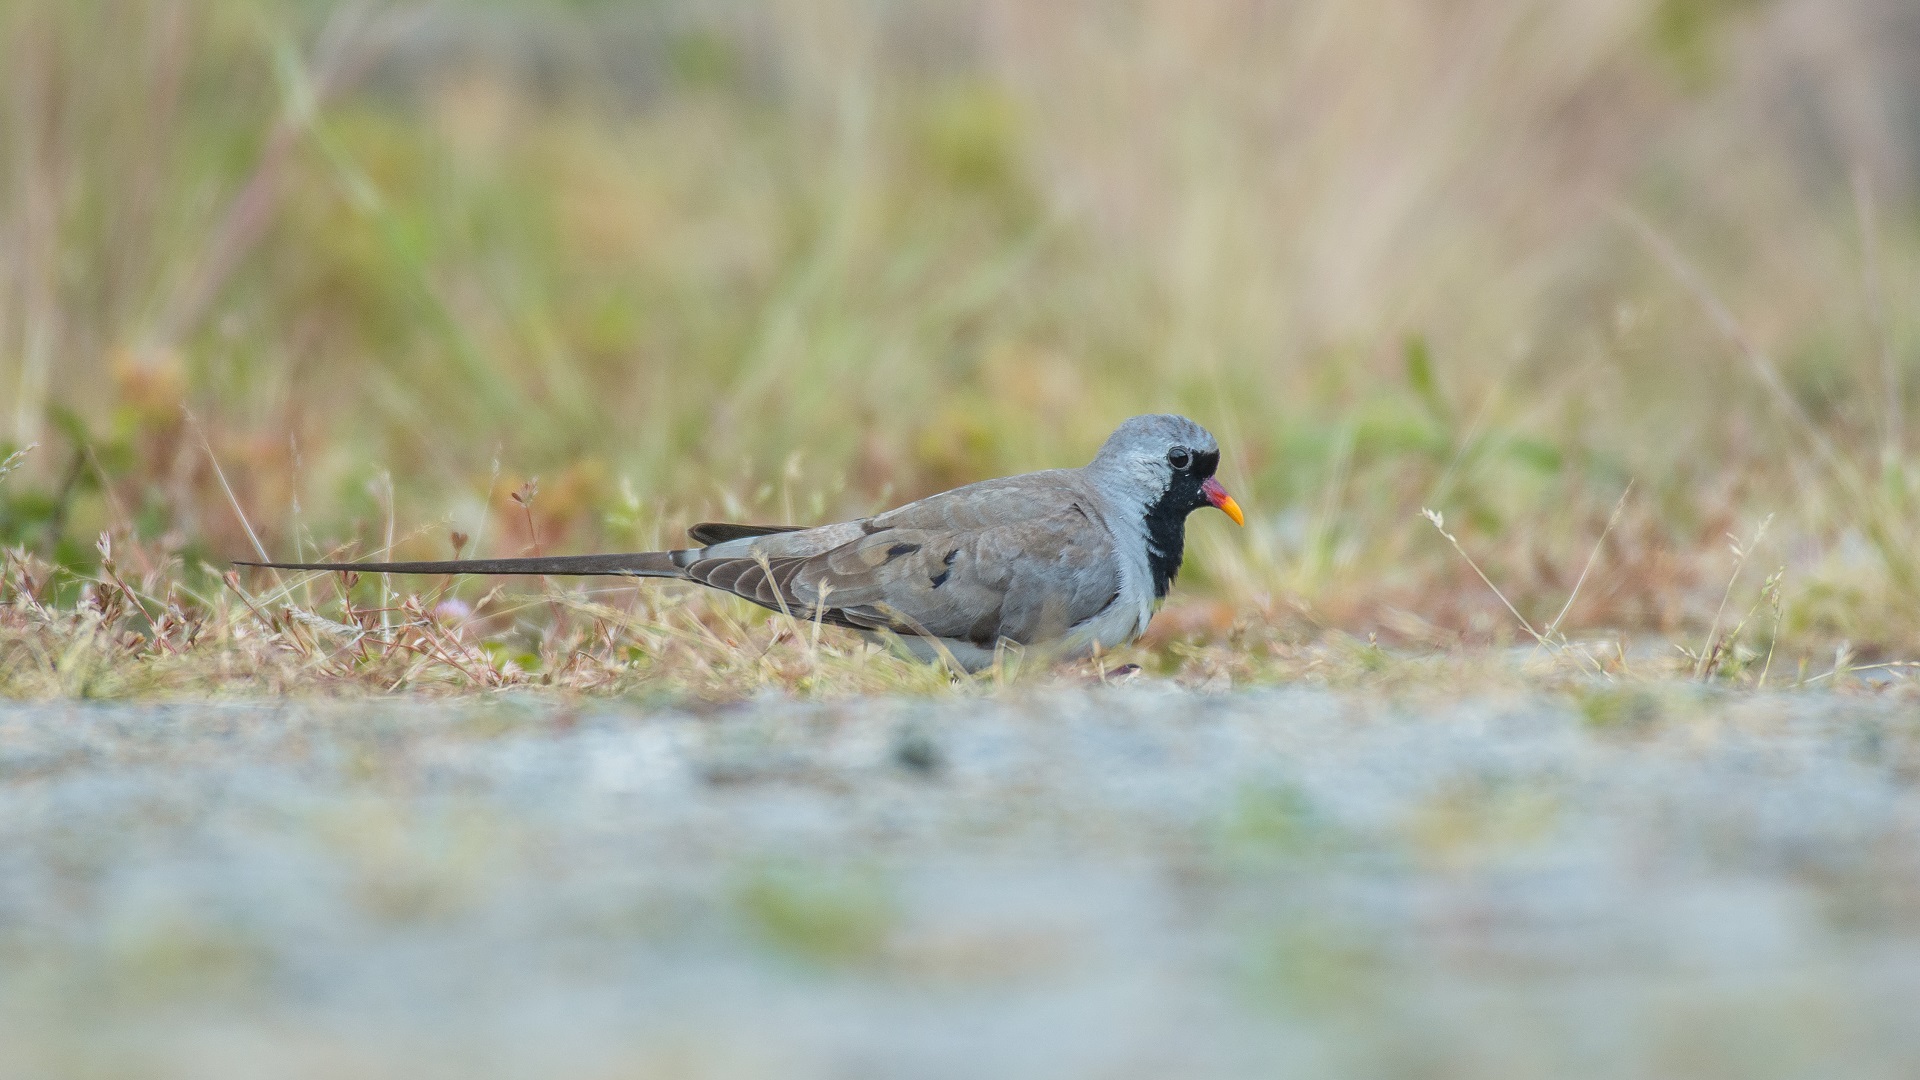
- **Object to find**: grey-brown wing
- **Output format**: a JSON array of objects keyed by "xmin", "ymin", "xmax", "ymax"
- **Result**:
[{"xmin": 683, "ymin": 475, "xmax": 1122, "ymax": 646}]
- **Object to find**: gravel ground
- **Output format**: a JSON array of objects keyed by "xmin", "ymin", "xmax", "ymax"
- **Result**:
[{"xmin": 3, "ymin": 686, "xmax": 1919, "ymax": 1080}]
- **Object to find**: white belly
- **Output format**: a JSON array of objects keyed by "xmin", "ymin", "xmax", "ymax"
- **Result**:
[
  {"xmin": 1061, "ymin": 592, "xmax": 1154, "ymax": 657},
  {"xmin": 866, "ymin": 587, "xmax": 1152, "ymax": 673}
]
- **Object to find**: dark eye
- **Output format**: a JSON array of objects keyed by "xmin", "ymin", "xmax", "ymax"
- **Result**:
[{"xmin": 1167, "ymin": 447, "xmax": 1192, "ymax": 471}]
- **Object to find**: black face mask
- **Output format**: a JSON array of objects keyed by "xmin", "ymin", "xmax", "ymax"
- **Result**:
[{"xmin": 1140, "ymin": 449, "xmax": 1219, "ymax": 597}]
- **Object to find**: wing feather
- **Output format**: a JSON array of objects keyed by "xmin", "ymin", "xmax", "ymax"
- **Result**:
[
  {"xmin": 688, "ymin": 522, "xmax": 804, "ymax": 546},
  {"xmin": 681, "ymin": 474, "xmax": 1123, "ymax": 647}
]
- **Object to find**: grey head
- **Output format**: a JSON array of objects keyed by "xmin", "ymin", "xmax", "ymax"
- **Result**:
[{"xmin": 1085, "ymin": 414, "xmax": 1242, "ymax": 598}]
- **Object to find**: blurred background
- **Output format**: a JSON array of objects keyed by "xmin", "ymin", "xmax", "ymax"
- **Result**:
[
  {"xmin": 12, "ymin": 9, "xmax": 1920, "ymax": 1074},
  {"xmin": 3, "ymin": 0, "xmax": 1919, "ymax": 655}
]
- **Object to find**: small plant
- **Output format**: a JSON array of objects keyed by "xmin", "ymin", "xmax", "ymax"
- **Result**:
[{"xmin": 0, "ymin": 444, "xmax": 35, "ymax": 483}]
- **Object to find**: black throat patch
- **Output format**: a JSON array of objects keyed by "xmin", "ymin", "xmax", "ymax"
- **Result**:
[{"xmin": 1139, "ymin": 451, "xmax": 1218, "ymax": 599}]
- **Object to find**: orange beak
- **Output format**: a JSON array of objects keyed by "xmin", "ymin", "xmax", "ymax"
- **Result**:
[{"xmin": 1201, "ymin": 476, "xmax": 1244, "ymax": 526}]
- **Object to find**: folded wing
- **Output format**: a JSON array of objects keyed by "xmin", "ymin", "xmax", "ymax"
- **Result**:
[{"xmin": 683, "ymin": 474, "xmax": 1123, "ymax": 647}]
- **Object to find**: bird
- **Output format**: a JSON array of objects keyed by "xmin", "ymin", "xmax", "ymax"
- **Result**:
[{"xmin": 237, "ymin": 414, "xmax": 1243, "ymax": 671}]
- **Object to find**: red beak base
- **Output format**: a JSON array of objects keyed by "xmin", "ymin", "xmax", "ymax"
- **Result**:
[{"xmin": 1201, "ymin": 477, "xmax": 1244, "ymax": 526}]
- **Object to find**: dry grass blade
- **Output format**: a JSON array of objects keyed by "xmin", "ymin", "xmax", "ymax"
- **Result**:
[
  {"xmin": 0, "ymin": 444, "xmax": 36, "ymax": 482},
  {"xmin": 1615, "ymin": 205, "xmax": 1848, "ymax": 476},
  {"xmin": 1545, "ymin": 481, "xmax": 1633, "ymax": 642},
  {"xmin": 1617, "ymin": 203, "xmax": 1917, "ymax": 597},
  {"xmin": 1758, "ymin": 568, "xmax": 1785, "ymax": 689},
  {"xmin": 1694, "ymin": 515, "xmax": 1772, "ymax": 681},
  {"xmin": 1852, "ymin": 168, "xmax": 1900, "ymax": 461},
  {"xmin": 1421, "ymin": 508, "xmax": 1549, "ymax": 651},
  {"xmin": 185, "ymin": 407, "xmax": 271, "ymax": 566}
]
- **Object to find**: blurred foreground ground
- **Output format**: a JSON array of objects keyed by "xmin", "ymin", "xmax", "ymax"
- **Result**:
[{"xmin": 4, "ymin": 686, "xmax": 1918, "ymax": 1080}]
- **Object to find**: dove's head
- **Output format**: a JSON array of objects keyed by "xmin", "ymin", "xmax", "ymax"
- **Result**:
[{"xmin": 1089, "ymin": 414, "xmax": 1243, "ymax": 527}]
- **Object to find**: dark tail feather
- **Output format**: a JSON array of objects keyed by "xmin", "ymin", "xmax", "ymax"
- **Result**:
[
  {"xmin": 687, "ymin": 522, "xmax": 804, "ymax": 545},
  {"xmin": 233, "ymin": 552, "xmax": 685, "ymax": 577}
]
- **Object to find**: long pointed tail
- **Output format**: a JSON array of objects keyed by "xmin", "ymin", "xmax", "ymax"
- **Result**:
[{"xmin": 234, "ymin": 552, "xmax": 686, "ymax": 577}]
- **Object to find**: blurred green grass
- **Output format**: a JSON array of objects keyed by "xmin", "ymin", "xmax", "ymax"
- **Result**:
[{"xmin": 3, "ymin": 0, "xmax": 1920, "ymax": 685}]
